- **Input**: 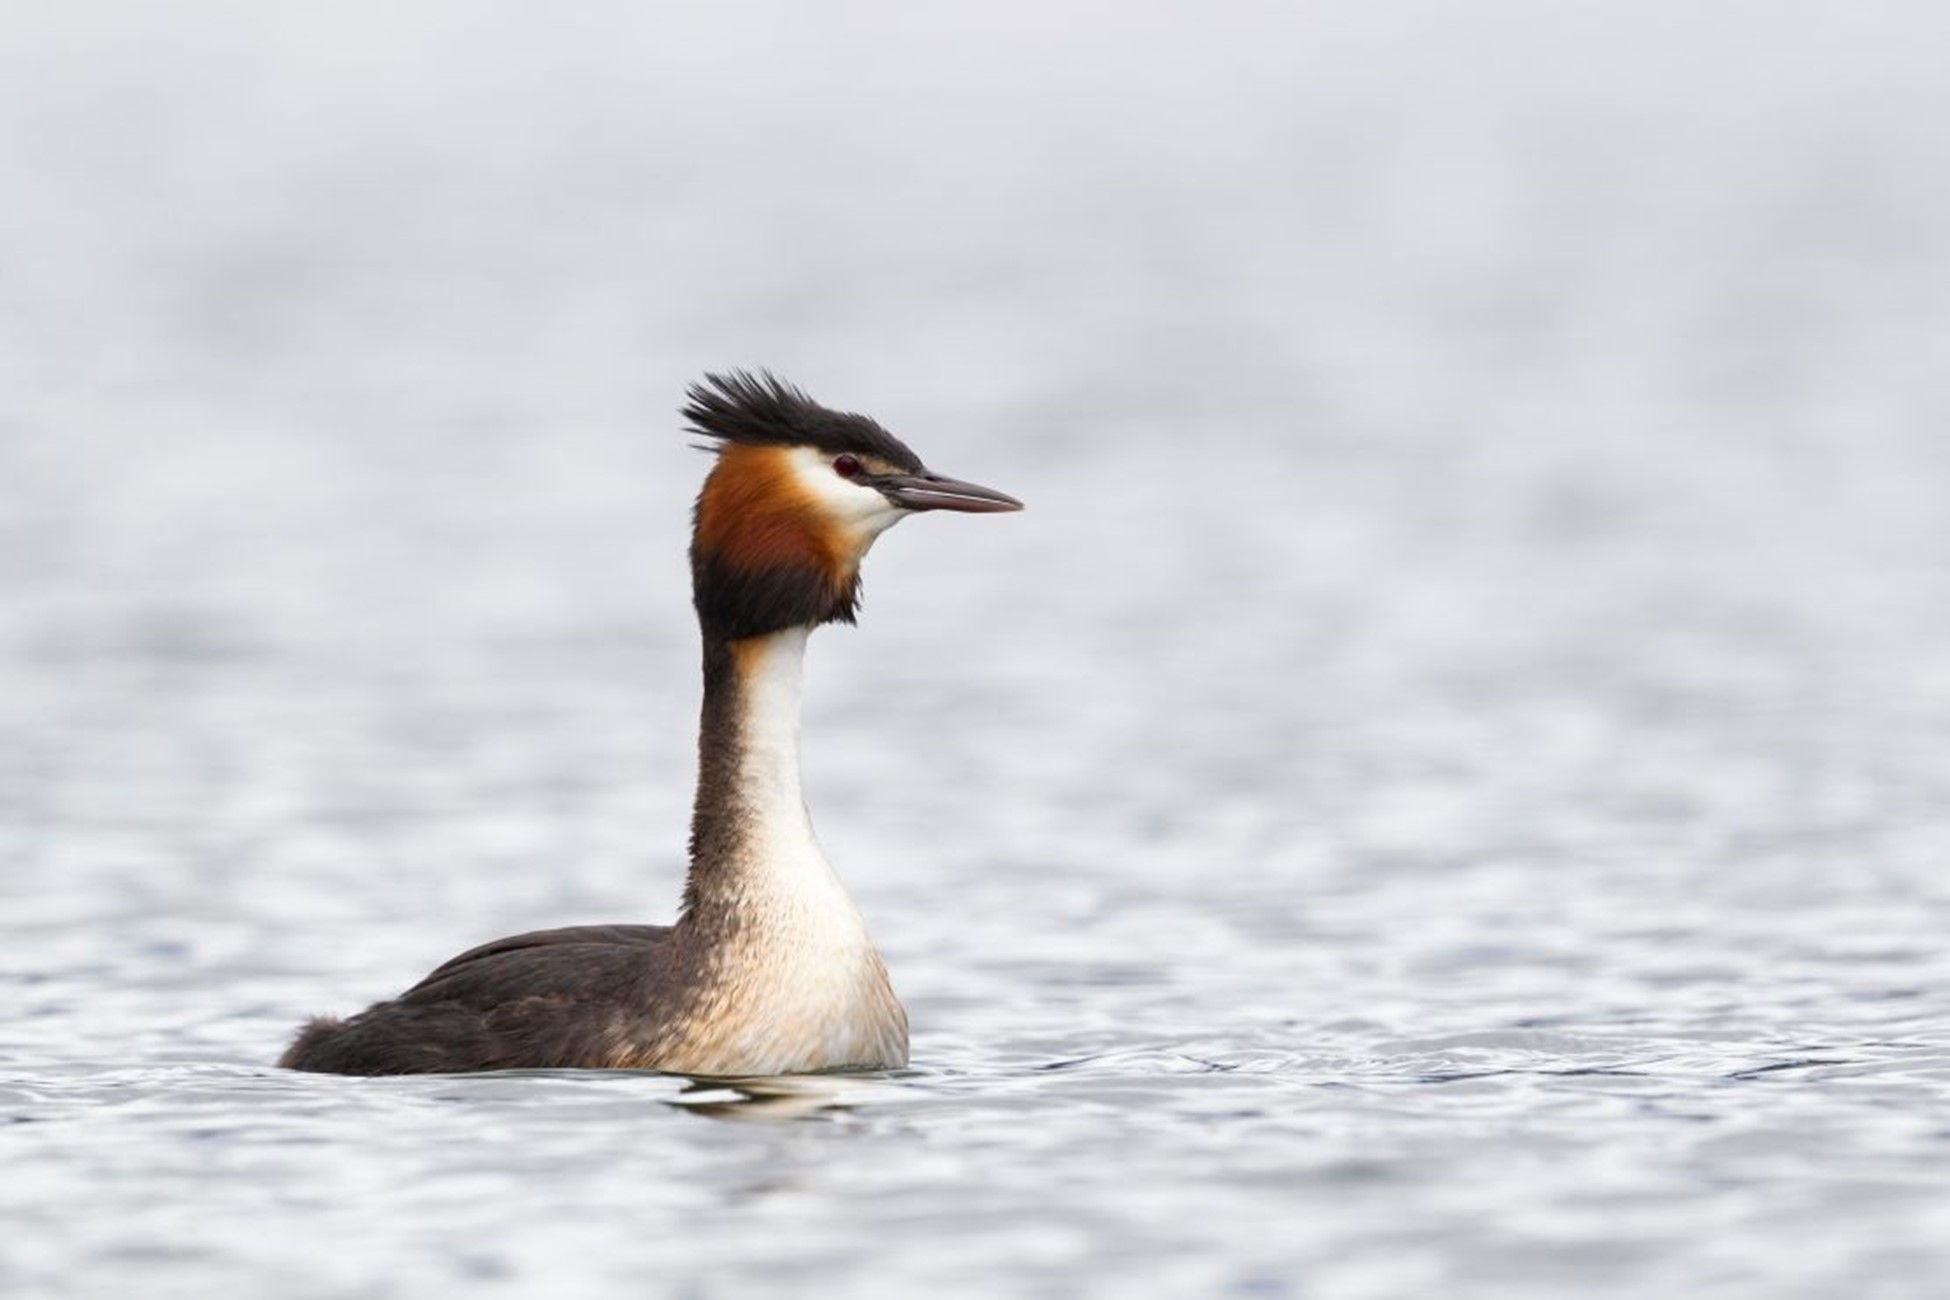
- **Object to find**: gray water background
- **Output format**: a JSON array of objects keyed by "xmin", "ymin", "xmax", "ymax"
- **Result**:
[{"xmin": 5, "ymin": 3, "xmax": 1950, "ymax": 1296}]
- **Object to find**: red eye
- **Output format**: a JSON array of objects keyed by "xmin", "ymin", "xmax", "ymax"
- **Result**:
[{"xmin": 832, "ymin": 454, "xmax": 864, "ymax": 480}]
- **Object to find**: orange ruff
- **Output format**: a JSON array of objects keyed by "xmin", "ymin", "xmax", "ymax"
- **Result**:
[{"xmin": 695, "ymin": 446, "xmax": 856, "ymax": 596}]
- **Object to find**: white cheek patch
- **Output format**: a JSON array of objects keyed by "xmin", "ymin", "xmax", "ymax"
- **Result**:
[{"xmin": 783, "ymin": 445, "xmax": 907, "ymax": 543}]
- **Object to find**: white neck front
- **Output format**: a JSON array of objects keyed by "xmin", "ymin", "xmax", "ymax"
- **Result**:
[
  {"xmin": 671, "ymin": 624, "xmax": 908, "ymax": 1073},
  {"xmin": 730, "ymin": 627, "xmax": 828, "ymax": 887}
]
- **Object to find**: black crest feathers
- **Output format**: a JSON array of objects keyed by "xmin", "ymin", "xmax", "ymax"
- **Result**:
[{"xmin": 682, "ymin": 370, "xmax": 923, "ymax": 471}]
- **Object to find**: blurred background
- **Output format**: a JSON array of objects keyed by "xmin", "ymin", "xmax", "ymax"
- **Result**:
[{"xmin": 5, "ymin": 3, "xmax": 1950, "ymax": 1297}]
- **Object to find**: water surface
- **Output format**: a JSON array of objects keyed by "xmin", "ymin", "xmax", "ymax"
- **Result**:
[{"xmin": 5, "ymin": 4, "xmax": 1950, "ymax": 1296}]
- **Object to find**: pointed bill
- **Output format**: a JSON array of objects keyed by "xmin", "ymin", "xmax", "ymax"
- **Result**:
[{"xmin": 874, "ymin": 471, "xmax": 1023, "ymax": 514}]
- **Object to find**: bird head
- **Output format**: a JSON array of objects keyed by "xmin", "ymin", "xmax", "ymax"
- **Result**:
[{"xmin": 684, "ymin": 371, "xmax": 1022, "ymax": 641}]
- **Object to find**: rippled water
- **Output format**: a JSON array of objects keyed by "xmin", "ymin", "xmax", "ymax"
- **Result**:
[{"xmin": 6, "ymin": 4, "xmax": 1950, "ymax": 1296}]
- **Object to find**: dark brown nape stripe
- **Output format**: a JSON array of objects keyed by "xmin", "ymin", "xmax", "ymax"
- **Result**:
[{"xmin": 683, "ymin": 633, "xmax": 756, "ymax": 924}]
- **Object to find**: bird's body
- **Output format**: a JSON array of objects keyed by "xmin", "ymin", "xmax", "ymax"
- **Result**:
[{"xmin": 280, "ymin": 373, "xmax": 1019, "ymax": 1077}]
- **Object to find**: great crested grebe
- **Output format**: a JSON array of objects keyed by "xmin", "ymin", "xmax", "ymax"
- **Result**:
[{"xmin": 279, "ymin": 372, "xmax": 1021, "ymax": 1076}]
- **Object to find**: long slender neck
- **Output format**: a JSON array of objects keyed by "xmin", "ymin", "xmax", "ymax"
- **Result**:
[
  {"xmin": 667, "ymin": 618, "xmax": 908, "ymax": 1075},
  {"xmin": 683, "ymin": 624, "xmax": 838, "ymax": 927}
]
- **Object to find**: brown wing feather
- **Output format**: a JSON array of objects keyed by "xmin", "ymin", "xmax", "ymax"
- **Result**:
[
  {"xmin": 415, "ymin": 924, "xmax": 671, "ymax": 984},
  {"xmin": 281, "ymin": 925, "xmax": 677, "ymax": 1075}
]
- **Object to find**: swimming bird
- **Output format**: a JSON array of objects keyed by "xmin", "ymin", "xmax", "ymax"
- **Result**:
[{"xmin": 279, "ymin": 372, "xmax": 1021, "ymax": 1076}]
